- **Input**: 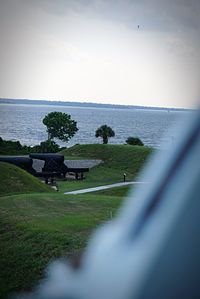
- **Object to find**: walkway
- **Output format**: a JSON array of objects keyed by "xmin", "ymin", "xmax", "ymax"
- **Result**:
[{"xmin": 64, "ymin": 181, "xmax": 148, "ymax": 195}]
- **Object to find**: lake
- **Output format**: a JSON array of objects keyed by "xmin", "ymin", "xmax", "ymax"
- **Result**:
[{"xmin": 0, "ymin": 104, "xmax": 186, "ymax": 148}]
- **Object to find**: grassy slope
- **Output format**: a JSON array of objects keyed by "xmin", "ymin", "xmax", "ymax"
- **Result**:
[
  {"xmin": 0, "ymin": 193, "xmax": 122, "ymax": 298},
  {"xmin": 0, "ymin": 144, "xmax": 152, "ymax": 298},
  {"xmin": 58, "ymin": 144, "xmax": 153, "ymax": 192},
  {"xmin": 0, "ymin": 162, "xmax": 52, "ymax": 196},
  {"xmin": 93, "ymin": 185, "xmax": 132, "ymax": 197}
]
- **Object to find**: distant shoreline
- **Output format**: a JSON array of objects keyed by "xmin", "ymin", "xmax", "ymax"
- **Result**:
[{"xmin": 0, "ymin": 98, "xmax": 193, "ymax": 112}]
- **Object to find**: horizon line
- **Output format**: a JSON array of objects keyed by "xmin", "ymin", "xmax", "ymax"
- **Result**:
[{"xmin": 0, "ymin": 97, "xmax": 194, "ymax": 111}]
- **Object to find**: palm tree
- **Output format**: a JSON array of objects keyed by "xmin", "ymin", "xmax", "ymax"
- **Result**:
[{"xmin": 95, "ymin": 125, "xmax": 115, "ymax": 144}]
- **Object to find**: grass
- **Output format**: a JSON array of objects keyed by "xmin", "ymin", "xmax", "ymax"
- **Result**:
[
  {"xmin": 58, "ymin": 144, "xmax": 152, "ymax": 192},
  {"xmin": 0, "ymin": 162, "xmax": 53, "ymax": 196},
  {"xmin": 93, "ymin": 185, "xmax": 132, "ymax": 197},
  {"xmin": 0, "ymin": 144, "xmax": 152, "ymax": 298},
  {"xmin": 60, "ymin": 144, "xmax": 152, "ymax": 170},
  {"xmin": 0, "ymin": 192, "xmax": 123, "ymax": 298}
]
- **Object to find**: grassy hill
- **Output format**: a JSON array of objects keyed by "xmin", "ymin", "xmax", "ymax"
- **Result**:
[
  {"xmin": 61, "ymin": 144, "xmax": 152, "ymax": 167},
  {"xmin": 0, "ymin": 144, "xmax": 152, "ymax": 298},
  {"xmin": 58, "ymin": 144, "xmax": 153, "ymax": 192},
  {"xmin": 0, "ymin": 162, "xmax": 52, "ymax": 196}
]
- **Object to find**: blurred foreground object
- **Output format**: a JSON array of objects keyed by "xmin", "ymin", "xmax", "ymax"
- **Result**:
[{"xmin": 20, "ymin": 110, "xmax": 200, "ymax": 299}]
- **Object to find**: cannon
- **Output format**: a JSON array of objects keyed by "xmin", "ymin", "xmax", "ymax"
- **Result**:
[
  {"xmin": 0, "ymin": 156, "xmax": 36, "ymax": 174},
  {"xmin": 29, "ymin": 153, "xmax": 89, "ymax": 180},
  {"xmin": 0, "ymin": 153, "xmax": 89, "ymax": 181},
  {"xmin": 29, "ymin": 153, "xmax": 65, "ymax": 173}
]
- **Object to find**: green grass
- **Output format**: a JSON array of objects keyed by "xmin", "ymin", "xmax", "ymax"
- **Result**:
[
  {"xmin": 60, "ymin": 144, "xmax": 152, "ymax": 169},
  {"xmin": 0, "ymin": 144, "xmax": 152, "ymax": 298},
  {"xmin": 0, "ymin": 162, "xmax": 53, "ymax": 196},
  {"xmin": 93, "ymin": 185, "xmax": 132, "ymax": 197},
  {"xmin": 58, "ymin": 144, "xmax": 152, "ymax": 192},
  {"xmin": 0, "ymin": 192, "xmax": 123, "ymax": 298}
]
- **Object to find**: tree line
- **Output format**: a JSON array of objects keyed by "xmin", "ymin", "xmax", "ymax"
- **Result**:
[{"xmin": 0, "ymin": 111, "xmax": 144, "ymax": 154}]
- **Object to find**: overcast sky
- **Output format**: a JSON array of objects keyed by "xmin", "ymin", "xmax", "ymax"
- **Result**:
[{"xmin": 0, "ymin": 0, "xmax": 199, "ymax": 108}]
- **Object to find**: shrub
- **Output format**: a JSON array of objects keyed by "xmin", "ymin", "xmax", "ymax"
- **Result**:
[
  {"xmin": 0, "ymin": 138, "xmax": 26, "ymax": 154},
  {"xmin": 31, "ymin": 140, "xmax": 60, "ymax": 153},
  {"xmin": 126, "ymin": 137, "xmax": 144, "ymax": 146},
  {"xmin": 39, "ymin": 140, "xmax": 60, "ymax": 153},
  {"xmin": 0, "ymin": 137, "xmax": 60, "ymax": 154}
]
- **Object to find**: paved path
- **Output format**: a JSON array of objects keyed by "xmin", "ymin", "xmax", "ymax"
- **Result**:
[{"xmin": 64, "ymin": 181, "xmax": 148, "ymax": 195}]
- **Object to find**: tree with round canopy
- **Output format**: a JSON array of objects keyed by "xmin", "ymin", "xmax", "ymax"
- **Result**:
[{"xmin": 43, "ymin": 112, "xmax": 78, "ymax": 143}]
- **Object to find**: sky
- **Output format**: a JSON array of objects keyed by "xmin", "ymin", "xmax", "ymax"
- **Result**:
[{"xmin": 0, "ymin": 0, "xmax": 199, "ymax": 109}]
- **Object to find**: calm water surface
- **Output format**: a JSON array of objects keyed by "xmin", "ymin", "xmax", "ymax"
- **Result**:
[{"xmin": 0, "ymin": 104, "xmax": 186, "ymax": 148}]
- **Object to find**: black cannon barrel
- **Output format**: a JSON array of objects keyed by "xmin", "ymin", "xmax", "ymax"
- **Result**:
[
  {"xmin": 29, "ymin": 153, "xmax": 64, "ymax": 163},
  {"xmin": 0, "ymin": 156, "xmax": 35, "ymax": 173},
  {"xmin": 0, "ymin": 156, "xmax": 33, "ymax": 166}
]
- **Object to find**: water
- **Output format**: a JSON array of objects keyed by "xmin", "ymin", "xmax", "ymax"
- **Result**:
[{"xmin": 0, "ymin": 104, "xmax": 186, "ymax": 148}]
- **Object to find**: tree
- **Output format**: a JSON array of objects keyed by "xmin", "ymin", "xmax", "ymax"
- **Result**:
[
  {"xmin": 43, "ymin": 112, "xmax": 78, "ymax": 143},
  {"xmin": 126, "ymin": 137, "xmax": 144, "ymax": 146},
  {"xmin": 95, "ymin": 125, "xmax": 115, "ymax": 144}
]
